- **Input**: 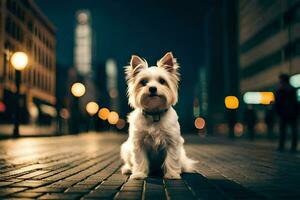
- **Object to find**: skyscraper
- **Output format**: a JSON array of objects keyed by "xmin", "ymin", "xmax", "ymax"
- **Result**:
[{"xmin": 74, "ymin": 10, "xmax": 92, "ymax": 76}]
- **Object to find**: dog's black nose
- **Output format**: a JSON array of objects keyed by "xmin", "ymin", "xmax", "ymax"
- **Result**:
[{"xmin": 149, "ymin": 86, "xmax": 157, "ymax": 94}]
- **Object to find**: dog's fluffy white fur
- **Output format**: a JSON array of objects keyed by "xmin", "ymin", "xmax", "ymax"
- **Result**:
[{"xmin": 121, "ymin": 52, "xmax": 197, "ymax": 179}]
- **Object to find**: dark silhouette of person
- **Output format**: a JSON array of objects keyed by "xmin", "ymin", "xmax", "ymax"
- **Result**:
[
  {"xmin": 265, "ymin": 103, "xmax": 275, "ymax": 139},
  {"xmin": 244, "ymin": 105, "xmax": 257, "ymax": 140},
  {"xmin": 274, "ymin": 74, "xmax": 299, "ymax": 152}
]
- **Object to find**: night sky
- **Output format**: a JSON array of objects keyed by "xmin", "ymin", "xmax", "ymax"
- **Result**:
[{"xmin": 35, "ymin": 0, "xmax": 211, "ymax": 130}]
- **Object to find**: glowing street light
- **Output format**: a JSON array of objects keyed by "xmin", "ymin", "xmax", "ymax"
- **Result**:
[
  {"xmin": 107, "ymin": 111, "xmax": 119, "ymax": 125},
  {"xmin": 70, "ymin": 82, "xmax": 85, "ymax": 134},
  {"xmin": 71, "ymin": 82, "xmax": 86, "ymax": 97},
  {"xmin": 194, "ymin": 117, "xmax": 205, "ymax": 129},
  {"xmin": 86, "ymin": 102, "xmax": 99, "ymax": 116},
  {"xmin": 224, "ymin": 95, "xmax": 239, "ymax": 139},
  {"xmin": 10, "ymin": 51, "xmax": 28, "ymax": 137},
  {"xmin": 225, "ymin": 96, "xmax": 239, "ymax": 109},
  {"xmin": 11, "ymin": 52, "xmax": 28, "ymax": 71},
  {"xmin": 98, "ymin": 108, "xmax": 110, "ymax": 120}
]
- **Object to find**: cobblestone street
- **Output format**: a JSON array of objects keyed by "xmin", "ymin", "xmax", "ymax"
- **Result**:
[{"xmin": 0, "ymin": 133, "xmax": 299, "ymax": 200}]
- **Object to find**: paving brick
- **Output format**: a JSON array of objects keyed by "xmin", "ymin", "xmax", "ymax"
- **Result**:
[{"xmin": 1, "ymin": 134, "xmax": 300, "ymax": 199}]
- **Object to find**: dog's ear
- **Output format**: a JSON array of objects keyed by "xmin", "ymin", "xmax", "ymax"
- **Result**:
[
  {"xmin": 157, "ymin": 52, "xmax": 179, "ymax": 73},
  {"xmin": 157, "ymin": 52, "xmax": 180, "ymax": 82},
  {"xmin": 125, "ymin": 55, "xmax": 148, "ymax": 82}
]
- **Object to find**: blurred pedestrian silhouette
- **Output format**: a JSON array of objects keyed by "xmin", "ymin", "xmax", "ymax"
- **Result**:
[
  {"xmin": 244, "ymin": 105, "xmax": 257, "ymax": 140},
  {"xmin": 275, "ymin": 74, "xmax": 299, "ymax": 152},
  {"xmin": 265, "ymin": 103, "xmax": 275, "ymax": 140}
]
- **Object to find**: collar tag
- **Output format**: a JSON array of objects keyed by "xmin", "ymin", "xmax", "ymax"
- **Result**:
[{"xmin": 142, "ymin": 109, "xmax": 168, "ymax": 122}]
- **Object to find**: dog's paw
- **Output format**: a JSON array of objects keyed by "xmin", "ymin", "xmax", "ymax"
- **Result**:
[
  {"xmin": 130, "ymin": 172, "xmax": 147, "ymax": 180},
  {"xmin": 121, "ymin": 165, "xmax": 132, "ymax": 175},
  {"xmin": 164, "ymin": 173, "xmax": 181, "ymax": 179}
]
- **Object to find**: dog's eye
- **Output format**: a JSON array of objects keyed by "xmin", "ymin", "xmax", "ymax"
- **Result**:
[
  {"xmin": 159, "ymin": 78, "xmax": 166, "ymax": 85},
  {"xmin": 140, "ymin": 79, "xmax": 148, "ymax": 86}
]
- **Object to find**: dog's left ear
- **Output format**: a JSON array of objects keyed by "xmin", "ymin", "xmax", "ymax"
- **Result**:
[{"xmin": 157, "ymin": 52, "xmax": 179, "ymax": 74}]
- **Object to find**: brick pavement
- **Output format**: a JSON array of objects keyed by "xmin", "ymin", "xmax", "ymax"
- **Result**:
[{"xmin": 0, "ymin": 133, "xmax": 299, "ymax": 199}]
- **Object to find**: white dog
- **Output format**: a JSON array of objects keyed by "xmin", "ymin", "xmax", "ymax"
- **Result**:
[{"xmin": 120, "ymin": 52, "xmax": 197, "ymax": 179}]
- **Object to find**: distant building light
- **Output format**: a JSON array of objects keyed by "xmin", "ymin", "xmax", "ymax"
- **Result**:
[
  {"xmin": 243, "ymin": 92, "xmax": 261, "ymax": 104},
  {"xmin": 225, "ymin": 96, "xmax": 239, "ymax": 109},
  {"xmin": 234, "ymin": 123, "xmax": 244, "ymax": 137},
  {"xmin": 290, "ymin": 73, "xmax": 300, "ymax": 88},
  {"xmin": 243, "ymin": 92, "xmax": 274, "ymax": 105},
  {"xmin": 60, "ymin": 108, "xmax": 70, "ymax": 119},
  {"xmin": 86, "ymin": 102, "xmax": 99, "ymax": 116},
  {"xmin": 98, "ymin": 108, "xmax": 110, "ymax": 120},
  {"xmin": 260, "ymin": 92, "xmax": 275, "ymax": 105},
  {"xmin": 0, "ymin": 102, "xmax": 6, "ymax": 113},
  {"xmin": 116, "ymin": 119, "xmax": 126, "ymax": 130},
  {"xmin": 108, "ymin": 111, "xmax": 119, "ymax": 125},
  {"xmin": 194, "ymin": 117, "xmax": 205, "ymax": 129},
  {"xmin": 71, "ymin": 82, "xmax": 86, "ymax": 97}
]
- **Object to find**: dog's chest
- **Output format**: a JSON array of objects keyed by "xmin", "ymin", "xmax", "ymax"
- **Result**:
[{"xmin": 143, "ymin": 127, "xmax": 166, "ymax": 151}]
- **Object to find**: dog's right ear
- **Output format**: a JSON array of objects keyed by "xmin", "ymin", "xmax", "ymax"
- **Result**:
[{"xmin": 125, "ymin": 55, "xmax": 148, "ymax": 82}]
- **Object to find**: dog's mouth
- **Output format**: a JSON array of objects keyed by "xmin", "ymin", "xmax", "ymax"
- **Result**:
[{"xmin": 149, "ymin": 93, "xmax": 159, "ymax": 97}]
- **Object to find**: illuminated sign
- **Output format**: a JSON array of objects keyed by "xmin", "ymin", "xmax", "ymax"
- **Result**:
[{"xmin": 243, "ymin": 92, "xmax": 274, "ymax": 105}]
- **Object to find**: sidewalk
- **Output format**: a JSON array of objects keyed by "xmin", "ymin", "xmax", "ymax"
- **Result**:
[
  {"xmin": 0, "ymin": 133, "xmax": 299, "ymax": 199},
  {"xmin": 0, "ymin": 124, "xmax": 57, "ymax": 138}
]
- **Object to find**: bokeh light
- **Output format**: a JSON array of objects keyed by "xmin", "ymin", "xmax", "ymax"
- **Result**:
[
  {"xmin": 260, "ymin": 92, "xmax": 274, "ymax": 105},
  {"xmin": 234, "ymin": 122, "xmax": 244, "ymax": 137},
  {"xmin": 225, "ymin": 96, "xmax": 239, "ymax": 109},
  {"xmin": 116, "ymin": 119, "xmax": 126, "ymax": 130},
  {"xmin": 194, "ymin": 117, "xmax": 205, "ymax": 129},
  {"xmin": 0, "ymin": 101, "xmax": 6, "ymax": 113},
  {"xmin": 290, "ymin": 73, "xmax": 300, "ymax": 88},
  {"xmin": 60, "ymin": 108, "xmax": 70, "ymax": 119},
  {"xmin": 108, "ymin": 111, "xmax": 119, "ymax": 125},
  {"xmin": 71, "ymin": 82, "xmax": 86, "ymax": 97},
  {"xmin": 86, "ymin": 102, "xmax": 99, "ymax": 116},
  {"xmin": 243, "ymin": 92, "xmax": 274, "ymax": 105},
  {"xmin": 10, "ymin": 52, "xmax": 28, "ymax": 70},
  {"xmin": 98, "ymin": 108, "xmax": 110, "ymax": 120}
]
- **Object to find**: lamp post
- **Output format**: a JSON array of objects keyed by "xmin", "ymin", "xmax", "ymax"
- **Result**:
[
  {"xmin": 225, "ymin": 96, "xmax": 239, "ymax": 139},
  {"xmin": 10, "ymin": 52, "xmax": 28, "ymax": 137},
  {"xmin": 85, "ymin": 101, "xmax": 99, "ymax": 132},
  {"xmin": 70, "ymin": 82, "xmax": 85, "ymax": 134}
]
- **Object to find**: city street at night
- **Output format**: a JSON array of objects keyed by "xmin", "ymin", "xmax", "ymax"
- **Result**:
[
  {"xmin": 1, "ymin": 0, "xmax": 300, "ymax": 199},
  {"xmin": 0, "ymin": 133, "xmax": 299, "ymax": 200}
]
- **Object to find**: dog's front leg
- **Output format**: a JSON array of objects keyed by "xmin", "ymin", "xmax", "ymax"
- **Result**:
[
  {"xmin": 130, "ymin": 140, "xmax": 149, "ymax": 179},
  {"xmin": 163, "ymin": 140, "xmax": 182, "ymax": 179}
]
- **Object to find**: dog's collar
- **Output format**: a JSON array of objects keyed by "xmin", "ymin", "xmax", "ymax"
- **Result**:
[{"xmin": 142, "ymin": 109, "xmax": 169, "ymax": 122}]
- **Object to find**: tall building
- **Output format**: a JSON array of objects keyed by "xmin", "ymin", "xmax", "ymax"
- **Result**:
[
  {"xmin": 239, "ymin": 0, "xmax": 300, "ymax": 93},
  {"xmin": 74, "ymin": 10, "xmax": 92, "ymax": 76},
  {"xmin": 206, "ymin": 0, "xmax": 239, "ymax": 134},
  {"xmin": 0, "ymin": 0, "xmax": 56, "ymax": 123}
]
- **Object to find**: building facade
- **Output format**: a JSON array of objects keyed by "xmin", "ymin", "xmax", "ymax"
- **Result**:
[
  {"xmin": 0, "ymin": 0, "xmax": 56, "ymax": 123},
  {"xmin": 239, "ymin": 0, "xmax": 300, "ymax": 93}
]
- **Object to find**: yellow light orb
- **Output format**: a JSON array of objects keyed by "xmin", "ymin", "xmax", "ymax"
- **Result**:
[
  {"xmin": 10, "ymin": 52, "xmax": 28, "ymax": 70},
  {"xmin": 116, "ymin": 119, "xmax": 126, "ymax": 130},
  {"xmin": 86, "ymin": 102, "xmax": 99, "ymax": 116},
  {"xmin": 194, "ymin": 117, "xmax": 205, "ymax": 129},
  {"xmin": 108, "ymin": 111, "xmax": 119, "ymax": 125},
  {"xmin": 71, "ymin": 82, "xmax": 86, "ymax": 97},
  {"xmin": 98, "ymin": 108, "xmax": 110, "ymax": 120},
  {"xmin": 225, "ymin": 96, "xmax": 239, "ymax": 109},
  {"xmin": 260, "ymin": 92, "xmax": 274, "ymax": 105}
]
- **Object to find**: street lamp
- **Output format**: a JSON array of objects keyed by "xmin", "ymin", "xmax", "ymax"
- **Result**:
[
  {"xmin": 225, "ymin": 96, "xmax": 239, "ymax": 139},
  {"xmin": 85, "ymin": 101, "xmax": 99, "ymax": 132},
  {"xmin": 10, "ymin": 52, "xmax": 28, "ymax": 137},
  {"xmin": 70, "ymin": 82, "xmax": 86, "ymax": 134}
]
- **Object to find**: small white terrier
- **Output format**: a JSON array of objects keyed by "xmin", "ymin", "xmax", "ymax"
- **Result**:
[{"xmin": 120, "ymin": 52, "xmax": 197, "ymax": 179}]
